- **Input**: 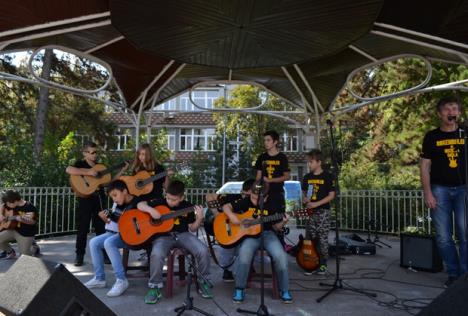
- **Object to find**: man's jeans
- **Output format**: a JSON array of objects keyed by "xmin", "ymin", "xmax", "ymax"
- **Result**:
[
  {"xmin": 89, "ymin": 231, "xmax": 127, "ymax": 281},
  {"xmin": 235, "ymin": 230, "xmax": 289, "ymax": 291},
  {"xmin": 431, "ymin": 184, "xmax": 467, "ymax": 277}
]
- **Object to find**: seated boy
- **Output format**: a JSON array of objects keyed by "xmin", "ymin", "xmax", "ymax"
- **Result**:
[
  {"xmin": 0, "ymin": 190, "xmax": 38, "ymax": 258},
  {"xmin": 137, "ymin": 180, "xmax": 212, "ymax": 304},
  {"xmin": 84, "ymin": 180, "xmax": 140, "ymax": 297},
  {"xmin": 222, "ymin": 181, "xmax": 292, "ymax": 303}
]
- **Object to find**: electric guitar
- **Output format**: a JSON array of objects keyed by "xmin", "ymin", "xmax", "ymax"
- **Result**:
[
  {"xmin": 293, "ymin": 208, "xmax": 320, "ymax": 272},
  {"xmin": 119, "ymin": 162, "xmax": 188, "ymax": 196},
  {"xmin": 118, "ymin": 199, "xmax": 224, "ymax": 248},
  {"xmin": 69, "ymin": 161, "xmax": 129, "ymax": 198},
  {"xmin": 213, "ymin": 209, "xmax": 287, "ymax": 247}
]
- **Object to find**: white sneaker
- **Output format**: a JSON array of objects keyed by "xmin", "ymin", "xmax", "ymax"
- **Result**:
[
  {"xmin": 84, "ymin": 277, "xmax": 106, "ymax": 289},
  {"xmin": 107, "ymin": 279, "xmax": 129, "ymax": 297}
]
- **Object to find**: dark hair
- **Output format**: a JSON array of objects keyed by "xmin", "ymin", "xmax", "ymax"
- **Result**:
[
  {"xmin": 263, "ymin": 130, "xmax": 280, "ymax": 143},
  {"xmin": 436, "ymin": 96, "xmax": 462, "ymax": 112},
  {"xmin": 166, "ymin": 180, "xmax": 185, "ymax": 196},
  {"xmin": 242, "ymin": 178, "xmax": 256, "ymax": 192},
  {"xmin": 1, "ymin": 190, "xmax": 22, "ymax": 204},
  {"xmin": 306, "ymin": 149, "xmax": 322, "ymax": 161},
  {"xmin": 107, "ymin": 180, "xmax": 129, "ymax": 193},
  {"xmin": 83, "ymin": 141, "xmax": 97, "ymax": 151},
  {"xmin": 250, "ymin": 180, "xmax": 269, "ymax": 195}
]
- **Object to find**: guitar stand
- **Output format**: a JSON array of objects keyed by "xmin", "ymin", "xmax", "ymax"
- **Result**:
[{"xmin": 174, "ymin": 254, "xmax": 213, "ymax": 316}]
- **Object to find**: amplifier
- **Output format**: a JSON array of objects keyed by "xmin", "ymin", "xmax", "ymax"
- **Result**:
[{"xmin": 400, "ymin": 233, "xmax": 443, "ymax": 272}]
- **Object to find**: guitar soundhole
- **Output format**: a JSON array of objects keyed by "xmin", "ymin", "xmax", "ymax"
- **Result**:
[
  {"xmin": 136, "ymin": 180, "xmax": 144, "ymax": 188},
  {"xmin": 95, "ymin": 172, "xmax": 103, "ymax": 179}
]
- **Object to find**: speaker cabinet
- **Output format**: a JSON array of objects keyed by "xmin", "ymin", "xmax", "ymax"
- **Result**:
[
  {"xmin": 400, "ymin": 233, "xmax": 443, "ymax": 272},
  {"xmin": 418, "ymin": 274, "xmax": 468, "ymax": 315},
  {"xmin": 0, "ymin": 255, "xmax": 116, "ymax": 316}
]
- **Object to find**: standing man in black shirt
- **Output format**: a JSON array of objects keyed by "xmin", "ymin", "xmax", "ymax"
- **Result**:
[
  {"xmin": 254, "ymin": 130, "xmax": 290, "ymax": 211},
  {"xmin": 66, "ymin": 141, "xmax": 107, "ymax": 266},
  {"xmin": 420, "ymin": 96, "xmax": 467, "ymax": 287},
  {"xmin": 0, "ymin": 190, "xmax": 38, "ymax": 258}
]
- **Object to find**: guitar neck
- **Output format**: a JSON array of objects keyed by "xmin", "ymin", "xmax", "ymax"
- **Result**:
[
  {"xmin": 159, "ymin": 201, "xmax": 210, "ymax": 221},
  {"xmin": 98, "ymin": 161, "xmax": 128, "ymax": 177},
  {"xmin": 248, "ymin": 212, "xmax": 284, "ymax": 226},
  {"xmin": 140, "ymin": 170, "xmax": 168, "ymax": 186}
]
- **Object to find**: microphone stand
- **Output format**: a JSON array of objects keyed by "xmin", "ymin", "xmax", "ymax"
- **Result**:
[
  {"xmin": 454, "ymin": 117, "xmax": 468, "ymax": 279},
  {"xmin": 238, "ymin": 173, "xmax": 271, "ymax": 315},
  {"xmin": 317, "ymin": 119, "xmax": 377, "ymax": 302},
  {"xmin": 172, "ymin": 233, "xmax": 213, "ymax": 316}
]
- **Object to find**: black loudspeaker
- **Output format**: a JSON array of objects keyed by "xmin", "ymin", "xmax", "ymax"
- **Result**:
[
  {"xmin": 418, "ymin": 275, "xmax": 468, "ymax": 315},
  {"xmin": 0, "ymin": 255, "xmax": 116, "ymax": 316},
  {"xmin": 400, "ymin": 233, "xmax": 443, "ymax": 272}
]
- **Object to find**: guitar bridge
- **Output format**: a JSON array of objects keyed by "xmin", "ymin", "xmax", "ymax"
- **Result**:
[
  {"xmin": 132, "ymin": 217, "xmax": 141, "ymax": 235},
  {"xmin": 225, "ymin": 220, "xmax": 231, "ymax": 236}
]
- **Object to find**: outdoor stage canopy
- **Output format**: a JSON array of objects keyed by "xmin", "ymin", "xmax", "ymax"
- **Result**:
[{"xmin": 0, "ymin": 0, "xmax": 467, "ymax": 125}]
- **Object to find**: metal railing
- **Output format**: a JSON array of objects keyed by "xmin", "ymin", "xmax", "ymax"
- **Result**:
[{"xmin": 1, "ymin": 187, "xmax": 430, "ymax": 237}]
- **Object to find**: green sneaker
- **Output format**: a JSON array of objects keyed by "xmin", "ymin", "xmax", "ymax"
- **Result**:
[
  {"xmin": 144, "ymin": 288, "xmax": 162, "ymax": 304},
  {"xmin": 197, "ymin": 280, "xmax": 213, "ymax": 299},
  {"xmin": 315, "ymin": 264, "xmax": 328, "ymax": 275}
]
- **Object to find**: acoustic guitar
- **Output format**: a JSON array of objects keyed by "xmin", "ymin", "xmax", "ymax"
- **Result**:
[
  {"xmin": 203, "ymin": 193, "xmax": 243, "ymax": 236},
  {"xmin": 0, "ymin": 209, "xmax": 18, "ymax": 231},
  {"xmin": 213, "ymin": 209, "xmax": 286, "ymax": 247},
  {"xmin": 119, "ymin": 199, "xmax": 223, "ymax": 248},
  {"xmin": 119, "ymin": 162, "xmax": 188, "ymax": 196},
  {"xmin": 69, "ymin": 161, "xmax": 129, "ymax": 197}
]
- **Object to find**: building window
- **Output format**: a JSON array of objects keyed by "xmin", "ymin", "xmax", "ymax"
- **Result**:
[
  {"xmin": 109, "ymin": 129, "xmax": 132, "ymax": 151},
  {"xmin": 157, "ymin": 99, "xmax": 176, "ymax": 111},
  {"xmin": 167, "ymin": 129, "xmax": 176, "ymax": 151},
  {"xmin": 283, "ymin": 130, "xmax": 299, "ymax": 152},
  {"xmin": 179, "ymin": 128, "xmax": 216, "ymax": 151}
]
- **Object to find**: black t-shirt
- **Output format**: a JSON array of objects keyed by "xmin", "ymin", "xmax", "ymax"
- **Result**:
[
  {"xmin": 231, "ymin": 197, "xmax": 282, "ymax": 231},
  {"xmin": 254, "ymin": 152, "xmax": 290, "ymax": 195},
  {"xmin": 421, "ymin": 128, "xmax": 466, "ymax": 186},
  {"xmin": 140, "ymin": 164, "xmax": 166, "ymax": 201},
  {"xmin": 148, "ymin": 198, "xmax": 195, "ymax": 234},
  {"xmin": 109, "ymin": 196, "xmax": 142, "ymax": 223},
  {"xmin": 302, "ymin": 171, "xmax": 335, "ymax": 210},
  {"xmin": 13, "ymin": 202, "xmax": 38, "ymax": 237},
  {"xmin": 73, "ymin": 159, "xmax": 106, "ymax": 200}
]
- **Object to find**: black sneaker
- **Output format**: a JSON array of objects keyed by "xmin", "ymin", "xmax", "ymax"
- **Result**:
[
  {"xmin": 74, "ymin": 254, "xmax": 84, "ymax": 266},
  {"xmin": 444, "ymin": 276, "xmax": 458, "ymax": 288},
  {"xmin": 222, "ymin": 270, "xmax": 234, "ymax": 283}
]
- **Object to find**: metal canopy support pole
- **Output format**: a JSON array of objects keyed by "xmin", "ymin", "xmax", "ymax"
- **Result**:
[{"xmin": 293, "ymin": 64, "xmax": 323, "ymax": 147}]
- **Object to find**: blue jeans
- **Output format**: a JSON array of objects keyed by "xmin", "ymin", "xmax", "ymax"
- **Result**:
[
  {"xmin": 89, "ymin": 231, "xmax": 127, "ymax": 281},
  {"xmin": 235, "ymin": 230, "xmax": 289, "ymax": 292},
  {"xmin": 431, "ymin": 185, "xmax": 467, "ymax": 277},
  {"xmin": 219, "ymin": 244, "xmax": 239, "ymax": 272}
]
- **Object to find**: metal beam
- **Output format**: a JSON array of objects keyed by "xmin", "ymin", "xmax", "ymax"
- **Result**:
[
  {"xmin": 85, "ymin": 36, "xmax": 124, "ymax": 54},
  {"xmin": 0, "ymin": 19, "xmax": 111, "ymax": 50},
  {"xmin": 0, "ymin": 12, "xmax": 110, "ymax": 39},
  {"xmin": 374, "ymin": 22, "xmax": 468, "ymax": 52},
  {"xmin": 281, "ymin": 66, "xmax": 314, "ymax": 114},
  {"xmin": 348, "ymin": 45, "xmax": 378, "ymax": 62}
]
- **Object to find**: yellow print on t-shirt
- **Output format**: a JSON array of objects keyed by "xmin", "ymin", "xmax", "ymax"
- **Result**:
[
  {"xmin": 249, "ymin": 207, "xmax": 269, "ymax": 217},
  {"xmin": 436, "ymin": 139, "xmax": 464, "ymax": 169},
  {"xmin": 265, "ymin": 160, "xmax": 280, "ymax": 179},
  {"xmin": 307, "ymin": 179, "xmax": 323, "ymax": 200}
]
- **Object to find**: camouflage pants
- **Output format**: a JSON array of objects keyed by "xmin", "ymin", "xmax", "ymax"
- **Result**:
[{"xmin": 305, "ymin": 209, "xmax": 330, "ymax": 261}]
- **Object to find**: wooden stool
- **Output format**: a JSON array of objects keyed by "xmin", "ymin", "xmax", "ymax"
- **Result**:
[
  {"xmin": 122, "ymin": 248, "xmax": 150, "ymax": 275},
  {"xmin": 247, "ymin": 250, "xmax": 279, "ymax": 299},
  {"xmin": 165, "ymin": 248, "xmax": 190, "ymax": 298}
]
